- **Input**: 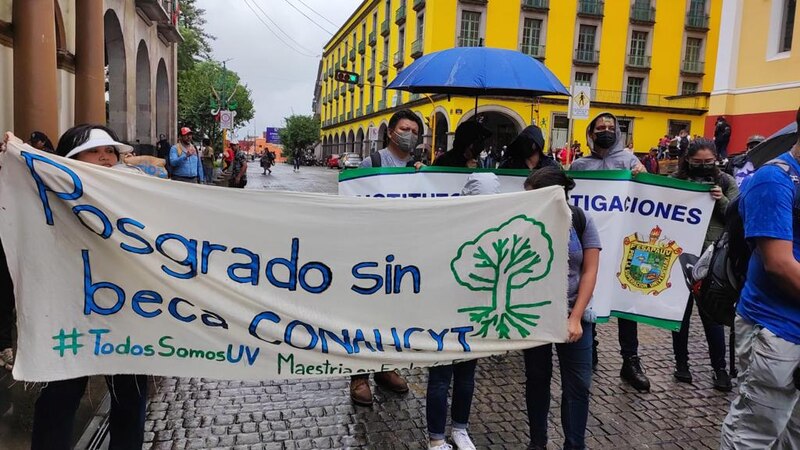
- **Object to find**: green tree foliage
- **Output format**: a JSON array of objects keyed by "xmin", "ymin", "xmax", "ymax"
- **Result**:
[
  {"xmin": 178, "ymin": 61, "xmax": 254, "ymax": 143},
  {"xmin": 451, "ymin": 215, "xmax": 554, "ymax": 339},
  {"xmin": 177, "ymin": 0, "xmax": 213, "ymax": 72},
  {"xmin": 279, "ymin": 116, "xmax": 321, "ymax": 161}
]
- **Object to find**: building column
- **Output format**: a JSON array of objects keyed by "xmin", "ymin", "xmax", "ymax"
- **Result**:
[
  {"xmin": 75, "ymin": 0, "xmax": 106, "ymax": 125},
  {"xmin": 13, "ymin": 0, "xmax": 58, "ymax": 142}
]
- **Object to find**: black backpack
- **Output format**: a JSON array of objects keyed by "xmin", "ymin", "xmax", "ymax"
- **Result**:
[
  {"xmin": 369, "ymin": 152, "xmax": 417, "ymax": 168},
  {"xmin": 695, "ymin": 159, "xmax": 799, "ymax": 326},
  {"xmin": 570, "ymin": 205, "xmax": 587, "ymax": 243}
]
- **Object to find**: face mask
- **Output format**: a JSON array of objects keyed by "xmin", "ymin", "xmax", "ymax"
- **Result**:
[
  {"xmin": 392, "ymin": 130, "xmax": 417, "ymax": 153},
  {"xmin": 688, "ymin": 162, "xmax": 717, "ymax": 177},
  {"xmin": 594, "ymin": 131, "xmax": 617, "ymax": 149}
]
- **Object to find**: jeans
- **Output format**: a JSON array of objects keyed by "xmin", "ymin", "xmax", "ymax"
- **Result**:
[
  {"xmin": 591, "ymin": 317, "xmax": 639, "ymax": 359},
  {"xmin": 0, "ymin": 239, "xmax": 14, "ymax": 349},
  {"xmin": 294, "ymin": 159, "xmax": 301, "ymax": 170},
  {"xmin": 525, "ymin": 321, "xmax": 593, "ymax": 450},
  {"xmin": 32, "ymin": 375, "xmax": 148, "ymax": 450},
  {"xmin": 672, "ymin": 294, "xmax": 726, "ymax": 370},
  {"xmin": 202, "ymin": 162, "xmax": 214, "ymax": 183},
  {"xmin": 721, "ymin": 316, "xmax": 800, "ymax": 449},
  {"xmin": 426, "ymin": 360, "xmax": 478, "ymax": 440}
]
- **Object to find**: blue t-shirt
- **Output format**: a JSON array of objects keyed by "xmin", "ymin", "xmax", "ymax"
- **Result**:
[
  {"xmin": 738, "ymin": 152, "xmax": 800, "ymax": 344},
  {"xmin": 567, "ymin": 214, "xmax": 602, "ymax": 307}
]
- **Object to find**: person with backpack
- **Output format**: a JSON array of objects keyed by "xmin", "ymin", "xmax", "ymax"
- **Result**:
[
  {"xmin": 359, "ymin": 109, "xmax": 425, "ymax": 170},
  {"xmin": 720, "ymin": 107, "xmax": 800, "ymax": 449},
  {"xmin": 570, "ymin": 112, "xmax": 651, "ymax": 392},
  {"xmin": 670, "ymin": 138, "xmax": 738, "ymax": 391},
  {"xmin": 523, "ymin": 167, "xmax": 601, "ymax": 450}
]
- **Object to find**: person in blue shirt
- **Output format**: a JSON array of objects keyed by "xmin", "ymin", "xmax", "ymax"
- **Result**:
[
  {"xmin": 169, "ymin": 127, "xmax": 203, "ymax": 183},
  {"xmin": 720, "ymin": 107, "xmax": 800, "ymax": 449}
]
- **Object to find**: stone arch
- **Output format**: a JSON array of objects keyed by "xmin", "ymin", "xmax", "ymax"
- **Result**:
[
  {"xmin": 356, "ymin": 128, "xmax": 365, "ymax": 157},
  {"xmin": 347, "ymin": 129, "xmax": 355, "ymax": 153},
  {"xmin": 54, "ymin": 0, "xmax": 66, "ymax": 51},
  {"xmin": 378, "ymin": 121, "xmax": 388, "ymax": 150},
  {"xmin": 333, "ymin": 134, "xmax": 340, "ymax": 155},
  {"xmin": 339, "ymin": 131, "xmax": 347, "ymax": 154},
  {"xmin": 434, "ymin": 109, "xmax": 450, "ymax": 152},
  {"xmin": 104, "ymin": 9, "xmax": 127, "ymax": 140},
  {"xmin": 155, "ymin": 59, "xmax": 170, "ymax": 142},
  {"xmin": 458, "ymin": 105, "xmax": 525, "ymax": 154},
  {"xmin": 135, "ymin": 41, "xmax": 152, "ymax": 144}
]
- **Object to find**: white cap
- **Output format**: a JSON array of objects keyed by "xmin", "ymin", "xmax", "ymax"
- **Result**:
[{"xmin": 65, "ymin": 129, "xmax": 133, "ymax": 159}]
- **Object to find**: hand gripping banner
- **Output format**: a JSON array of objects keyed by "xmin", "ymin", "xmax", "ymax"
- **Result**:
[
  {"xmin": 0, "ymin": 144, "xmax": 569, "ymax": 382},
  {"xmin": 339, "ymin": 167, "xmax": 715, "ymax": 331}
]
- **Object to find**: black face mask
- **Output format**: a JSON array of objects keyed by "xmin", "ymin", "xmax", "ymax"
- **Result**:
[
  {"xmin": 594, "ymin": 131, "xmax": 617, "ymax": 149},
  {"xmin": 688, "ymin": 162, "xmax": 717, "ymax": 178}
]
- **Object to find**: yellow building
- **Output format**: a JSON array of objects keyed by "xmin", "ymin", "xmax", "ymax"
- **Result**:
[
  {"xmin": 313, "ymin": 0, "xmax": 721, "ymax": 158},
  {"xmin": 708, "ymin": 0, "xmax": 799, "ymax": 153}
]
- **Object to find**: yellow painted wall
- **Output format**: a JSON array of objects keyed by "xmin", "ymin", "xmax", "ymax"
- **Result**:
[{"xmin": 320, "ymin": 0, "xmax": 720, "ymax": 152}]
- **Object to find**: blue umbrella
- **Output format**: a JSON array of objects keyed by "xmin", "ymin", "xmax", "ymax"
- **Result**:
[{"xmin": 387, "ymin": 47, "xmax": 569, "ymax": 98}]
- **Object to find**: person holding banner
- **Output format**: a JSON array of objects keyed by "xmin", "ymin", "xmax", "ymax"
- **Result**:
[
  {"xmin": 499, "ymin": 125, "xmax": 560, "ymax": 171},
  {"xmin": 570, "ymin": 112, "xmax": 651, "ymax": 392},
  {"xmin": 522, "ymin": 167, "xmax": 600, "ymax": 450},
  {"xmin": 670, "ymin": 139, "xmax": 736, "ymax": 391},
  {"xmin": 360, "ymin": 109, "xmax": 425, "ymax": 170},
  {"xmin": 27, "ymin": 124, "xmax": 149, "ymax": 450}
]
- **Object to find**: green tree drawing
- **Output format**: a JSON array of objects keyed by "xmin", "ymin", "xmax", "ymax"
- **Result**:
[{"xmin": 451, "ymin": 215, "xmax": 554, "ymax": 339}]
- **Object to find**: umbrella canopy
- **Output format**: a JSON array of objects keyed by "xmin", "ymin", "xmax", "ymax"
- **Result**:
[
  {"xmin": 749, "ymin": 121, "xmax": 797, "ymax": 167},
  {"xmin": 387, "ymin": 47, "xmax": 569, "ymax": 98}
]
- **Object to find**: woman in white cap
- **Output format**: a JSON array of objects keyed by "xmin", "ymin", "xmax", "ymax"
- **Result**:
[{"xmin": 29, "ymin": 124, "xmax": 148, "ymax": 450}]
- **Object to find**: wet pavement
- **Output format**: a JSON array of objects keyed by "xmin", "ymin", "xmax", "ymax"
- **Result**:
[{"xmin": 142, "ymin": 162, "xmax": 734, "ymax": 450}]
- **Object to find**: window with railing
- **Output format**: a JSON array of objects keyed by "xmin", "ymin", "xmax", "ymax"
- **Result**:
[
  {"xmin": 685, "ymin": 37, "xmax": 703, "ymax": 64},
  {"xmin": 576, "ymin": 25, "xmax": 597, "ymax": 61},
  {"xmin": 521, "ymin": 18, "xmax": 543, "ymax": 57},
  {"xmin": 686, "ymin": 0, "xmax": 709, "ymax": 28},
  {"xmin": 630, "ymin": 0, "xmax": 655, "ymax": 23},
  {"xmin": 628, "ymin": 30, "xmax": 649, "ymax": 67},
  {"xmin": 575, "ymin": 72, "xmax": 593, "ymax": 85},
  {"xmin": 681, "ymin": 81, "xmax": 699, "ymax": 95},
  {"xmin": 625, "ymin": 77, "xmax": 644, "ymax": 104},
  {"xmin": 459, "ymin": 10, "xmax": 482, "ymax": 47},
  {"xmin": 780, "ymin": 0, "xmax": 796, "ymax": 52}
]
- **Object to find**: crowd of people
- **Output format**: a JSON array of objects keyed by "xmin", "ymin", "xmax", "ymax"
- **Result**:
[{"xmin": 0, "ymin": 105, "xmax": 798, "ymax": 449}]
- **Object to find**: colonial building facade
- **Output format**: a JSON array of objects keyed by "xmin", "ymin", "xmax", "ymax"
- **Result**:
[
  {"xmin": 0, "ymin": 0, "xmax": 180, "ymax": 146},
  {"xmin": 313, "ymin": 0, "xmax": 722, "ymax": 158}
]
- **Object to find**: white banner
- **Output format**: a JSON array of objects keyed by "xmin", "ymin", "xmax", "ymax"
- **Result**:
[
  {"xmin": 339, "ymin": 167, "xmax": 715, "ymax": 330},
  {"xmin": 0, "ymin": 144, "xmax": 570, "ymax": 382}
]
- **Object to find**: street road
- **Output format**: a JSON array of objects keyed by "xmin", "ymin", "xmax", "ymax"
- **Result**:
[{"xmin": 144, "ymin": 162, "xmax": 732, "ymax": 449}]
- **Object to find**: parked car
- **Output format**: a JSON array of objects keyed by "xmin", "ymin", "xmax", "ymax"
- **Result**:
[
  {"xmin": 326, "ymin": 154, "xmax": 341, "ymax": 169},
  {"xmin": 339, "ymin": 153, "xmax": 363, "ymax": 170}
]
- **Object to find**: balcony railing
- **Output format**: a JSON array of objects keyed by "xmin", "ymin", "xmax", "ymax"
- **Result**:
[
  {"xmin": 366, "ymin": 104, "xmax": 374, "ymax": 114},
  {"xmin": 340, "ymin": 56, "xmax": 347, "ymax": 66},
  {"xmin": 681, "ymin": 60, "xmax": 705, "ymax": 74},
  {"xmin": 413, "ymin": 0, "xmax": 426, "ymax": 11},
  {"xmin": 395, "ymin": 4, "xmax": 406, "ymax": 24},
  {"xmin": 630, "ymin": 5, "xmax": 656, "ymax": 24},
  {"xmin": 379, "ymin": 60, "xmax": 389, "ymax": 75},
  {"xmin": 339, "ymin": 114, "xmax": 345, "ymax": 123},
  {"xmin": 588, "ymin": 88, "xmax": 709, "ymax": 109},
  {"xmin": 411, "ymin": 39, "xmax": 424, "ymax": 58},
  {"xmin": 574, "ymin": 49, "xmax": 600, "ymax": 65},
  {"xmin": 393, "ymin": 50, "xmax": 405, "ymax": 68},
  {"xmin": 381, "ymin": 19, "xmax": 390, "ymax": 36},
  {"xmin": 358, "ymin": 41, "xmax": 366, "ymax": 54},
  {"xmin": 349, "ymin": 48, "xmax": 356, "ymax": 61},
  {"xmin": 378, "ymin": 99, "xmax": 386, "ymax": 110},
  {"xmin": 521, "ymin": 0, "xmax": 549, "ymax": 10},
  {"xmin": 136, "ymin": 0, "xmax": 171, "ymax": 24},
  {"xmin": 627, "ymin": 54, "xmax": 651, "ymax": 69},
  {"xmin": 349, "ymin": 83, "xmax": 355, "ymax": 92},
  {"xmin": 577, "ymin": 0, "xmax": 604, "ymax": 17},
  {"xmin": 367, "ymin": 67, "xmax": 375, "ymax": 82},
  {"xmin": 355, "ymin": 107, "xmax": 362, "ymax": 117},
  {"xmin": 369, "ymin": 31, "xmax": 377, "ymax": 45},
  {"xmin": 686, "ymin": 12, "xmax": 710, "ymax": 30},
  {"xmin": 458, "ymin": 36, "xmax": 484, "ymax": 47},
  {"xmin": 521, "ymin": 43, "xmax": 545, "ymax": 59},
  {"xmin": 347, "ymin": 112, "xmax": 353, "ymax": 120}
]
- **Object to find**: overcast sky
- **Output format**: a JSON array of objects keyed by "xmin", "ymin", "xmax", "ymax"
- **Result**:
[{"xmin": 197, "ymin": 0, "xmax": 361, "ymax": 138}]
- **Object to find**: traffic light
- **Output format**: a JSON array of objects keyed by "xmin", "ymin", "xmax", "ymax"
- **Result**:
[{"xmin": 335, "ymin": 70, "xmax": 360, "ymax": 85}]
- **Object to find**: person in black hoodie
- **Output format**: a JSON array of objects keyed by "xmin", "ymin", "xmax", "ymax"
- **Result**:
[
  {"xmin": 433, "ymin": 121, "xmax": 491, "ymax": 168},
  {"xmin": 499, "ymin": 125, "xmax": 560, "ymax": 171}
]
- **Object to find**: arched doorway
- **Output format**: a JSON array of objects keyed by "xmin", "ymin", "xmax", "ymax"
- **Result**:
[
  {"xmin": 135, "ymin": 41, "xmax": 151, "ymax": 144},
  {"xmin": 434, "ymin": 111, "xmax": 449, "ymax": 152},
  {"xmin": 378, "ymin": 122, "xmax": 388, "ymax": 150},
  {"xmin": 155, "ymin": 59, "xmax": 169, "ymax": 140},
  {"xmin": 346, "ymin": 130, "xmax": 355, "ymax": 153},
  {"xmin": 339, "ymin": 132, "xmax": 346, "ymax": 154},
  {"xmin": 104, "ymin": 10, "xmax": 127, "ymax": 140},
  {"xmin": 459, "ymin": 107, "xmax": 525, "ymax": 155},
  {"xmin": 333, "ymin": 135, "xmax": 339, "ymax": 156},
  {"xmin": 356, "ymin": 128, "xmax": 365, "ymax": 157}
]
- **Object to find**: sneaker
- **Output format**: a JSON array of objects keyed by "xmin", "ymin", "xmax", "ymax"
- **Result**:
[
  {"xmin": 713, "ymin": 369, "xmax": 733, "ymax": 392},
  {"xmin": 0, "ymin": 348, "xmax": 13, "ymax": 371},
  {"xmin": 621, "ymin": 356, "xmax": 651, "ymax": 392},
  {"xmin": 673, "ymin": 364, "xmax": 693, "ymax": 383},
  {"xmin": 452, "ymin": 429, "xmax": 476, "ymax": 450},
  {"xmin": 428, "ymin": 442, "xmax": 453, "ymax": 450},
  {"xmin": 349, "ymin": 377, "xmax": 373, "ymax": 406}
]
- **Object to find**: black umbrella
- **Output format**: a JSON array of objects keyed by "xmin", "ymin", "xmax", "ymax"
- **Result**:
[{"xmin": 749, "ymin": 122, "xmax": 797, "ymax": 168}]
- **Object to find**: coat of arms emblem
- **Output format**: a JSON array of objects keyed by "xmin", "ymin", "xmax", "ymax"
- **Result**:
[{"xmin": 617, "ymin": 226, "xmax": 682, "ymax": 296}]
